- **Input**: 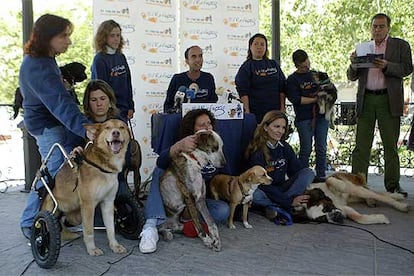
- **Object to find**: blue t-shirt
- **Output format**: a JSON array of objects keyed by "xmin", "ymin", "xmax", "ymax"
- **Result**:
[
  {"xmin": 91, "ymin": 52, "xmax": 135, "ymax": 120},
  {"xmin": 163, "ymin": 71, "xmax": 218, "ymax": 112},
  {"xmin": 235, "ymin": 58, "xmax": 286, "ymax": 123}
]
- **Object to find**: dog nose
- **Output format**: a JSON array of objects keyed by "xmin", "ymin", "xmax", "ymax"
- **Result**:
[{"xmin": 112, "ymin": 130, "xmax": 120, "ymax": 138}]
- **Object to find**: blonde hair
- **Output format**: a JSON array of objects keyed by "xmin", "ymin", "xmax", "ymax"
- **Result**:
[
  {"xmin": 245, "ymin": 110, "xmax": 288, "ymax": 163},
  {"xmin": 94, "ymin": 20, "xmax": 124, "ymax": 53}
]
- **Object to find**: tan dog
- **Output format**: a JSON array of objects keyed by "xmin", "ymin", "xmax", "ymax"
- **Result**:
[
  {"xmin": 210, "ymin": 165, "xmax": 272, "ymax": 229},
  {"xmin": 41, "ymin": 119, "xmax": 130, "ymax": 256},
  {"xmin": 301, "ymin": 172, "xmax": 409, "ymax": 224}
]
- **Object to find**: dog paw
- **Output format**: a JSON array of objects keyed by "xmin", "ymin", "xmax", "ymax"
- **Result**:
[
  {"xmin": 327, "ymin": 209, "xmax": 345, "ymax": 224},
  {"xmin": 243, "ymin": 222, "xmax": 253, "ymax": 229},
  {"xmin": 396, "ymin": 202, "xmax": 409, "ymax": 212},
  {"xmin": 160, "ymin": 229, "xmax": 174, "ymax": 241},
  {"xmin": 110, "ymin": 243, "xmax": 127, "ymax": 254},
  {"xmin": 87, "ymin": 247, "xmax": 104, "ymax": 256},
  {"xmin": 375, "ymin": 214, "xmax": 390, "ymax": 224}
]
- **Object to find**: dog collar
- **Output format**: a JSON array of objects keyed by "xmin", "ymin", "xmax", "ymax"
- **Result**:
[{"xmin": 83, "ymin": 158, "xmax": 116, "ymax": 174}]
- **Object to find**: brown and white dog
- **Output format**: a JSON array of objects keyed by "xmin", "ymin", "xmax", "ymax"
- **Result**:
[
  {"xmin": 42, "ymin": 119, "xmax": 130, "ymax": 256},
  {"xmin": 295, "ymin": 172, "xmax": 409, "ymax": 224},
  {"xmin": 160, "ymin": 129, "xmax": 226, "ymax": 251},
  {"xmin": 209, "ymin": 165, "xmax": 272, "ymax": 229}
]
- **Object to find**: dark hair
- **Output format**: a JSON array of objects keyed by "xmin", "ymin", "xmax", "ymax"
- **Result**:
[
  {"xmin": 292, "ymin": 49, "xmax": 308, "ymax": 67},
  {"xmin": 24, "ymin": 14, "xmax": 73, "ymax": 57},
  {"xmin": 245, "ymin": 110, "xmax": 288, "ymax": 162},
  {"xmin": 247, "ymin": 33, "xmax": 269, "ymax": 60},
  {"xmin": 83, "ymin": 79, "xmax": 120, "ymax": 120},
  {"xmin": 94, "ymin": 19, "xmax": 124, "ymax": 53},
  {"xmin": 178, "ymin": 109, "xmax": 216, "ymax": 139},
  {"xmin": 184, "ymin": 45, "xmax": 201, "ymax": 59},
  {"xmin": 372, "ymin": 13, "xmax": 391, "ymax": 27}
]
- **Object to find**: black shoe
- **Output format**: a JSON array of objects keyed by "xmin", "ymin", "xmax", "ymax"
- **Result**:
[
  {"xmin": 21, "ymin": 227, "xmax": 32, "ymax": 240},
  {"xmin": 388, "ymin": 187, "xmax": 408, "ymax": 198},
  {"xmin": 312, "ymin": 176, "xmax": 326, "ymax": 183}
]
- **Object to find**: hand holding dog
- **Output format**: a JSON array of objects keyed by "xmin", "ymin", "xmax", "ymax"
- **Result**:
[
  {"xmin": 292, "ymin": 194, "xmax": 310, "ymax": 207},
  {"xmin": 170, "ymin": 135, "xmax": 198, "ymax": 156}
]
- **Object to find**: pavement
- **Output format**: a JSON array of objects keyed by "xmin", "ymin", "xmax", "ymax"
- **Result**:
[{"xmin": 0, "ymin": 174, "xmax": 413, "ymax": 276}]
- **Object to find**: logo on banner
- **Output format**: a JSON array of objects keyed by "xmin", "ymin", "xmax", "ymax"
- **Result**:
[
  {"xmin": 145, "ymin": 0, "xmax": 172, "ymax": 7},
  {"xmin": 144, "ymin": 27, "xmax": 173, "ymax": 38},
  {"xmin": 227, "ymin": 32, "xmax": 252, "ymax": 41},
  {"xmin": 126, "ymin": 55, "xmax": 136, "ymax": 65},
  {"xmin": 145, "ymin": 57, "xmax": 173, "ymax": 67},
  {"xmin": 141, "ymin": 72, "xmax": 173, "ymax": 84},
  {"xmin": 227, "ymin": 63, "xmax": 243, "ymax": 70},
  {"xmin": 223, "ymin": 76, "xmax": 236, "ymax": 86},
  {"xmin": 141, "ymin": 42, "xmax": 176, "ymax": 53},
  {"xmin": 223, "ymin": 17, "xmax": 256, "ymax": 28},
  {"xmin": 223, "ymin": 46, "xmax": 248, "ymax": 57},
  {"xmin": 203, "ymin": 59, "xmax": 218, "ymax": 69},
  {"xmin": 182, "ymin": 1, "xmax": 218, "ymax": 10},
  {"xmin": 226, "ymin": 3, "xmax": 253, "ymax": 12},
  {"xmin": 184, "ymin": 15, "xmax": 213, "ymax": 24},
  {"xmin": 99, "ymin": 7, "xmax": 130, "ymax": 17},
  {"xmin": 144, "ymin": 90, "xmax": 166, "ymax": 97},
  {"xmin": 120, "ymin": 23, "xmax": 136, "ymax": 33},
  {"xmin": 141, "ymin": 12, "xmax": 175, "ymax": 23},
  {"xmin": 183, "ymin": 30, "xmax": 218, "ymax": 40},
  {"xmin": 142, "ymin": 103, "xmax": 163, "ymax": 115}
]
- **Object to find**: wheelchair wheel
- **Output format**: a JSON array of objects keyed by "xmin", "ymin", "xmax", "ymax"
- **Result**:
[
  {"xmin": 114, "ymin": 193, "xmax": 145, "ymax": 240},
  {"xmin": 31, "ymin": 210, "xmax": 61, "ymax": 269}
]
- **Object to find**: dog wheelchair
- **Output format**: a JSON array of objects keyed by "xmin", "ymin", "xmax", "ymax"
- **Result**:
[{"xmin": 29, "ymin": 143, "xmax": 145, "ymax": 269}]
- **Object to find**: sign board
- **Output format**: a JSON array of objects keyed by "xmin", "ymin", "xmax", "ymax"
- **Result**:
[{"xmin": 182, "ymin": 103, "xmax": 244, "ymax": 120}]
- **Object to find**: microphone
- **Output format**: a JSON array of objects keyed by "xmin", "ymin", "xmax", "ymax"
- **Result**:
[
  {"xmin": 172, "ymin": 85, "xmax": 187, "ymax": 113},
  {"xmin": 186, "ymin": 83, "xmax": 198, "ymax": 103}
]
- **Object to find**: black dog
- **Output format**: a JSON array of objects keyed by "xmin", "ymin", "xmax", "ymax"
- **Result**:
[{"xmin": 12, "ymin": 62, "xmax": 87, "ymax": 119}]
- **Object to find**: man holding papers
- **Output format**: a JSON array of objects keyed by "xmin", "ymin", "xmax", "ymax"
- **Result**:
[{"xmin": 347, "ymin": 13, "xmax": 413, "ymax": 196}]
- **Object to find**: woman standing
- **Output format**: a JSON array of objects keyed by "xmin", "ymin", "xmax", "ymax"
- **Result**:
[
  {"xmin": 91, "ymin": 19, "xmax": 134, "ymax": 122},
  {"xmin": 235, "ymin": 33, "xmax": 287, "ymax": 123},
  {"xmin": 19, "ymin": 14, "xmax": 89, "ymax": 239}
]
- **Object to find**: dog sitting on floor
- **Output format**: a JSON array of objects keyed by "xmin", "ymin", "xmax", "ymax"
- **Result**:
[
  {"xmin": 295, "ymin": 172, "xmax": 409, "ymax": 224},
  {"xmin": 209, "ymin": 165, "xmax": 272, "ymax": 229},
  {"xmin": 159, "ymin": 129, "xmax": 226, "ymax": 251}
]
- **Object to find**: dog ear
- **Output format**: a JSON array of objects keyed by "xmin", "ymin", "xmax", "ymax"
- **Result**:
[{"xmin": 83, "ymin": 123, "xmax": 100, "ymax": 141}]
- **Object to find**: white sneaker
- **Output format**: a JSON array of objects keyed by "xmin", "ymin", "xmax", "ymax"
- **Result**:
[{"xmin": 139, "ymin": 227, "xmax": 159, "ymax": 254}]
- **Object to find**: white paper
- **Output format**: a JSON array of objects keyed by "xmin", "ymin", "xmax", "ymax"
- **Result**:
[{"xmin": 355, "ymin": 41, "xmax": 375, "ymax": 56}]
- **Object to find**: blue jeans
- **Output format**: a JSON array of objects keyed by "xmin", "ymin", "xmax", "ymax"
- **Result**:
[
  {"xmin": 20, "ymin": 126, "xmax": 80, "ymax": 228},
  {"xmin": 145, "ymin": 167, "xmax": 230, "ymax": 225},
  {"xmin": 295, "ymin": 118, "xmax": 329, "ymax": 178},
  {"xmin": 253, "ymin": 167, "xmax": 315, "ymax": 211}
]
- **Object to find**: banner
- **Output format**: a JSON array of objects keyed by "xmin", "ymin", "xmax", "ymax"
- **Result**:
[{"xmin": 93, "ymin": 0, "xmax": 258, "ymax": 180}]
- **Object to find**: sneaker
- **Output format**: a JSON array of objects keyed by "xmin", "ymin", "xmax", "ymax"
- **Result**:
[
  {"xmin": 62, "ymin": 217, "xmax": 83, "ymax": 232},
  {"xmin": 265, "ymin": 206, "xmax": 278, "ymax": 221},
  {"xmin": 139, "ymin": 227, "xmax": 159, "ymax": 254},
  {"xmin": 387, "ymin": 187, "xmax": 408, "ymax": 198},
  {"xmin": 21, "ymin": 227, "xmax": 32, "ymax": 240}
]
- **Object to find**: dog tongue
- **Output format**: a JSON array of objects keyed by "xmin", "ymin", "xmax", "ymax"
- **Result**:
[{"xmin": 109, "ymin": 141, "xmax": 122, "ymax": 153}]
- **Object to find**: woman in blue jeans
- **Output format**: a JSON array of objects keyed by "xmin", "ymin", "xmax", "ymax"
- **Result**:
[
  {"xmin": 19, "ymin": 14, "xmax": 89, "ymax": 239},
  {"xmin": 246, "ymin": 110, "xmax": 314, "ymax": 223},
  {"xmin": 286, "ymin": 49, "xmax": 337, "ymax": 182},
  {"xmin": 139, "ymin": 109, "xmax": 230, "ymax": 254}
]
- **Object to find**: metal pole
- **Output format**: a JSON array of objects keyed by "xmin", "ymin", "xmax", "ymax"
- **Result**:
[
  {"xmin": 271, "ymin": 0, "xmax": 281, "ymax": 64},
  {"xmin": 21, "ymin": 0, "xmax": 41, "ymax": 192}
]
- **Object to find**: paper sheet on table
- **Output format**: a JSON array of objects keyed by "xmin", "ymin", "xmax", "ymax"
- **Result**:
[{"xmin": 355, "ymin": 41, "xmax": 375, "ymax": 56}]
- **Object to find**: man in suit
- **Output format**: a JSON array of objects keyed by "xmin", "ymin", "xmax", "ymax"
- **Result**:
[{"xmin": 347, "ymin": 13, "xmax": 413, "ymax": 196}]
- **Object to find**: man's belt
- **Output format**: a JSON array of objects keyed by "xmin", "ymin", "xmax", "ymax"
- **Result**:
[{"xmin": 365, "ymin": 88, "xmax": 388, "ymax": 95}]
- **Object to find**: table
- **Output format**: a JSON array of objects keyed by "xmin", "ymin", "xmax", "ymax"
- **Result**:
[{"xmin": 151, "ymin": 113, "xmax": 257, "ymax": 175}]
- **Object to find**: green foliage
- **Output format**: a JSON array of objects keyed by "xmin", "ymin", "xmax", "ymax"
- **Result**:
[
  {"xmin": 0, "ymin": 1, "xmax": 93, "ymax": 104},
  {"xmin": 1, "ymin": 0, "xmax": 413, "ymax": 105}
]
